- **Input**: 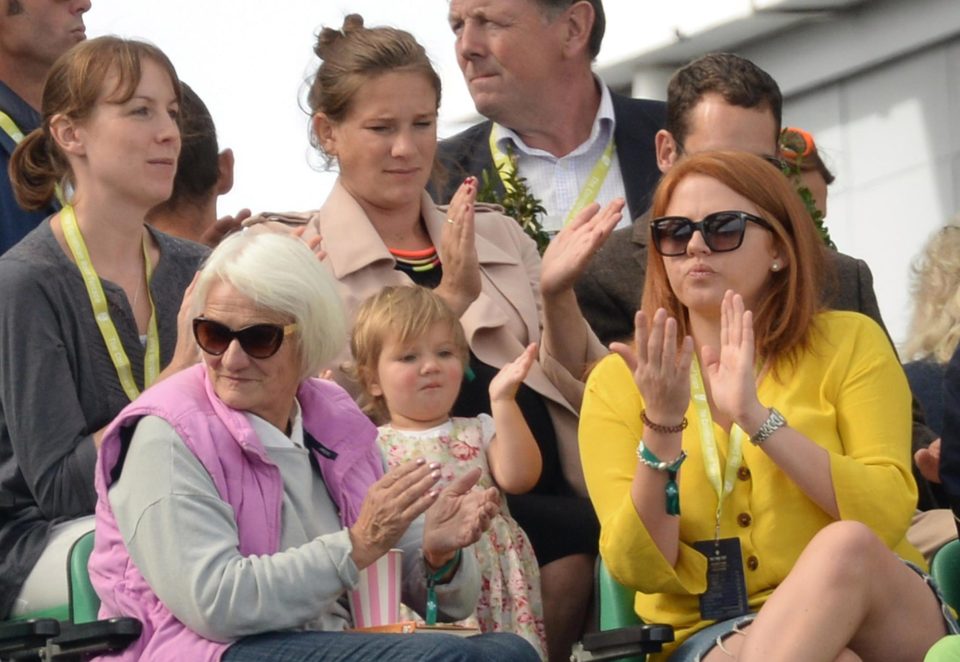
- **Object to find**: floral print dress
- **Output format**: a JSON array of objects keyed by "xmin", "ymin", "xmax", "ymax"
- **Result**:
[{"xmin": 378, "ymin": 415, "xmax": 547, "ymax": 659}]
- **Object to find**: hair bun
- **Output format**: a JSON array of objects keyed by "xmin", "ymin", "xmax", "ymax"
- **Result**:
[
  {"xmin": 314, "ymin": 14, "xmax": 365, "ymax": 60},
  {"xmin": 342, "ymin": 14, "xmax": 364, "ymax": 33}
]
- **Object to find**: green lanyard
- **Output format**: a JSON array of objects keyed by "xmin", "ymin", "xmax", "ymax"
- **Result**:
[
  {"xmin": 488, "ymin": 124, "xmax": 616, "ymax": 227},
  {"xmin": 60, "ymin": 204, "xmax": 160, "ymax": 401},
  {"xmin": 1, "ymin": 109, "xmax": 66, "ymax": 206},
  {"xmin": 690, "ymin": 358, "xmax": 746, "ymax": 542}
]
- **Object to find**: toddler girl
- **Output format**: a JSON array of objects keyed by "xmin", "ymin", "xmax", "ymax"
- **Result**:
[{"xmin": 351, "ymin": 285, "xmax": 547, "ymax": 659}]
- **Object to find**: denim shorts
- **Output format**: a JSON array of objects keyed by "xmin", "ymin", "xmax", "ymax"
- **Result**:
[{"xmin": 667, "ymin": 560, "xmax": 959, "ymax": 662}]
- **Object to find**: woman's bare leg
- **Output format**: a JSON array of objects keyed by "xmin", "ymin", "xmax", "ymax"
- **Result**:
[
  {"xmin": 734, "ymin": 521, "xmax": 945, "ymax": 662},
  {"xmin": 702, "ymin": 630, "xmax": 862, "ymax": 662},
  {"xmin": 540, "ymin": 552, "xmax": 594, "ymax": 662}
]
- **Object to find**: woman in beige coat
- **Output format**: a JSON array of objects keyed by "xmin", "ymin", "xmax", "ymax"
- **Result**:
[{"xmin": 250, "ymin": 15, "xmax": 621, "ymax": 662}]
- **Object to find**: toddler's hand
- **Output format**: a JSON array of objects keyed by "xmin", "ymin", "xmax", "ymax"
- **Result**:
[{"xmin": 489, "ymin": 343, "xmax": 537, "ymax": 403}]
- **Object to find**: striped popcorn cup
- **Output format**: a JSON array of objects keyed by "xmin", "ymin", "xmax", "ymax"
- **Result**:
[{"xmin": 348, "ymin": 548, "xmax": 403, "ymax": 628}]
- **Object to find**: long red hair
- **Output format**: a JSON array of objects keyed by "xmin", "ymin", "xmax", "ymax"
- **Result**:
[{"xmin": 642, "ymin": 151, "xmax": 827, "ymax": 368}]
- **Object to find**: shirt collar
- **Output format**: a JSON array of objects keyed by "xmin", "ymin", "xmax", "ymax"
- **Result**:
[
  {"xmin": 492, "ymin": 79, "xmax": 615, "ymax": 159},
  {"xmin": 245, "ymin": 398, "xmax": 304, "ymax": 450}
]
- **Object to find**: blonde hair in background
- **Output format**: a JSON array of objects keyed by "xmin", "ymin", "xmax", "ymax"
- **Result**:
[
  {"xmin": 902, "ymin": 222, "xmax": 960, "ymax": 363},
  {"xmin": 350, "ymin": 286, "xmax": 468, "ymax": 421}
]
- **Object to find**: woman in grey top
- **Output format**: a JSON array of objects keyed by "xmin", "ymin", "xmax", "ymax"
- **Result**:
[{"xmin": 0, "ymin": 36, "xmax": 205, "ymax": 618}]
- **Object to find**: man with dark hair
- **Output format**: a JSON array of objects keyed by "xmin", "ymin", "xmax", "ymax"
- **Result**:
[
  {"xmin": 146, "ymin": 83, "xmax": 248, "ymax": 247},
  {"xmin": 436, "ymin": 0, "xmax": 663, "ymax": 235},
  {"xmin": 0, "ymin": 0, "xmax": 90, "ymax": 254}
]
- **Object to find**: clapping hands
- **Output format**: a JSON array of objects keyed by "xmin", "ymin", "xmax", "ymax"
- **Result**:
[
  {"xmin": 435, "ymin": 177, "xmax": 481, "ymax": 316},
  {"xmin": 700, "ymin": 291, "xmax": 762, "ymax": 424},
  {"xmin": 540, "ymin": 198, "xmax": 624, "ymax": 298},
  {"xmin": 611, "ymin": 307, "xmax": 693, "ymax": 423}
]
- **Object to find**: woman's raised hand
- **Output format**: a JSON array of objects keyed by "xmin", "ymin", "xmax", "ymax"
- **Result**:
[
  {"xmin": 700, "ymin": 290, "xmax": 762, "ymax": 424},
  {"xmin": 539, "ymin": 198, "xmax": 624, "ymax": 298},
  {"xmin": 435, "ymin": 177, "xmax": 481, "ymax": 316},
  {"xmin": 610, "ymin": 308, "xmax": 693, "ymax": 423},
  {"xmin": 349, "ymin": 459, "xmax": 443, "ymax": 570},
  {"xmin": 422, "ymin": 467, "xmax": 500, "ymax": 567}
]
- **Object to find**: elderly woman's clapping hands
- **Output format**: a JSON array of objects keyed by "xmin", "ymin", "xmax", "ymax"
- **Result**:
[{"xmin": 348, "ymin": 459, "xmax": 498, "ymax": 571}]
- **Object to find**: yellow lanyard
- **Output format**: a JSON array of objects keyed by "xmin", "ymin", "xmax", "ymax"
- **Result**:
[
  {"xmin": 690, "ymin": 358, "xmax": 746, "ymax": 541},
  {"xmin": 488, "ymin": 124, "xmax": 616, "ymax": 227},
  {"xmin": 60, "ymin": 204, "xmax": 160, "ymax": 401},
  {"xmin": 0, "ymin": 110, "xmax": 25, "ymax": 143},
  {"xmin": 1, "ymin": 109, "xmax": 66, "ymax": 206}
]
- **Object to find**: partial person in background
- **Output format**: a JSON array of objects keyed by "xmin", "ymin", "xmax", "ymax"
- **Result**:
[
  {"xmin": 903, "ymin": 223, "xmax": 960, "ymax": 437},
  {"xmin": 904, "ymin": 224, "xmax": 960, "ymax": 516},
  {"xmin": 779, "ymin": 126, "xmax": 834, "ymax": 222},
  {"xmin": 248, "ymin": 15, "xmax": 618, "ymax": 661},
  {"xmin": 0, "ymin": 36, "xmax": 205, "ymax": 619},
  {"xmin": 0, "ymin": 0, "xmax": 91, "ymax": 254},
  {"xmin": 146, "ymin": 82, "xmax": 249, "ymax": 247},
  {"xmin": 435, "ymin": 0, "xmax": 663, "ymax": 234},
  {"xmin": 940, "ymin": 343, "xmax": 960, "ymax": 538},
  {"xmin": 778, "ymin": 126, "xmax": 837, "ymax": 251}
]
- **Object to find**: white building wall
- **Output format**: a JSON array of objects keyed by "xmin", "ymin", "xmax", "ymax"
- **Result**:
[{"xmin": 775, "ymin": 38, "xmax": 960, "ymax": 348}]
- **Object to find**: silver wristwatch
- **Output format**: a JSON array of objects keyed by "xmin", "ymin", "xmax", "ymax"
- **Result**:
[{"xmin": 750, "ymin": 407, "xmax": 787, "ymax": 446}]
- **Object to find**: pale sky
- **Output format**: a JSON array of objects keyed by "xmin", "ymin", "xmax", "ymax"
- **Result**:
[{"xmin": 84, "ymin": 1, "xmax": 677, "ymax": 216}]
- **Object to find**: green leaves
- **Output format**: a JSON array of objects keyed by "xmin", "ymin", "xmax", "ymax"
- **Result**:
[{"xmin": 476, "ymin": 149, "xmax": 550, "ymax": 255}]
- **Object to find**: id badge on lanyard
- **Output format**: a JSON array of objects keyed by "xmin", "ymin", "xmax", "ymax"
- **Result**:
[{"xmin": 690, "ymin": 359, "xmax": 750, "ymax": 621}]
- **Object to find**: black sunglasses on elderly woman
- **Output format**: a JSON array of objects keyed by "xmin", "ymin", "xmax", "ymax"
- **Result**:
[
  {"xmin": 650, "ymin": 210, "xmax": 773, "ymax": 257},
  {"xmin": 192, "ymin": 318, "xmax": 298, "ymax": 359}
]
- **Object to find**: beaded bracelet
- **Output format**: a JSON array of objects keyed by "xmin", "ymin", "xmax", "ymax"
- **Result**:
[
  {"xmin": 425, "ymin": 549, "xmax": 462, "ymax": 625},
  {"xmin": 641, "ymin": 409, "xmax": 688, "ymax": 434},
  {"xmin": 637, "ymin": 441, "xmax": 686, "ymax": 516}
]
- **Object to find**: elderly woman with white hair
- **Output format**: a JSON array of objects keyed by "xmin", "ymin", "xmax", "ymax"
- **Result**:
[{"xmin": 88, "ymin": 232, "xmax": 538, "ymax": 662}]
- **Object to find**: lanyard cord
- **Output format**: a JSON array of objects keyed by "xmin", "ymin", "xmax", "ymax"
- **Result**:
[
  {"xmin": 488, "ymin": 125, "xmax": 615, "ymax": 227},
  {"xmin": 690, "ymin": 358, "xmax": 746, "ymax": 543},
  {"xmin": 60, "ymin": 204, "xmax": 160, "ymax": 401}
]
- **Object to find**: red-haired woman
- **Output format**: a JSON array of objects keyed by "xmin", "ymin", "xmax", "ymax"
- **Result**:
[{"xmin": 580, "ymin": 151, "xmax": 957, "ymax": 661}]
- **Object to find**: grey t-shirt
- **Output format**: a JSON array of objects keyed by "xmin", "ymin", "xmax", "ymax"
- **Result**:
[
  {"xmin": 0, "ymin": 219, "xmax": 207, "ymax": 616},
  {"xmin": 108, "ymin": 413, "xmax": 480, "ymax": 642}
]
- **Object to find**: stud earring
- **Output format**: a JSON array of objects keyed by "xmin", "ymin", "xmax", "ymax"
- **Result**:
[{"xmin": 771, "ymin": 262, "xmax": 780, "ymax": 272}]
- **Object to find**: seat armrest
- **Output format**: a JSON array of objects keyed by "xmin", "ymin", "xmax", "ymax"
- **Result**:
[
  {"xmin": 0, "ymin": 618, "xmax": 61, "ymax": 656},
  {"xmin": 582, "ymin": 623, "xmax": 674, "ymax": 652},
  {"xmin": 48, "ymin": 617, "xmax": 141, "ymax": 657}
]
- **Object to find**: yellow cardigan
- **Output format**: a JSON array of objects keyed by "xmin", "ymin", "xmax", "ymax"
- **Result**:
[{"xmin": 579, "ymin": 311, "xmax": 920, "ymax": 658}]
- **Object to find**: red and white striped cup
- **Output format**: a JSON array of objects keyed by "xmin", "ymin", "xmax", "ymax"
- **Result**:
[{"xmin": 348, "ymin": 548, "xmax": 403, "ymax": 628}]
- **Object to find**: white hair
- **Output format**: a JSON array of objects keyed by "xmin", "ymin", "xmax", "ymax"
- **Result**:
[{"xmin": 191, "ymin": 231, "xmax": 346, "ymax": 379}]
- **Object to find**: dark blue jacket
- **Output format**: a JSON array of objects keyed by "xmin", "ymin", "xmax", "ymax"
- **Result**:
[
  {"xmin": 0, "ymin": 81, "xmax": 58, "ymax": 255},
  {"xmin": 939, "ymin": 345, "xmax": 960, "ymax": 531}
]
